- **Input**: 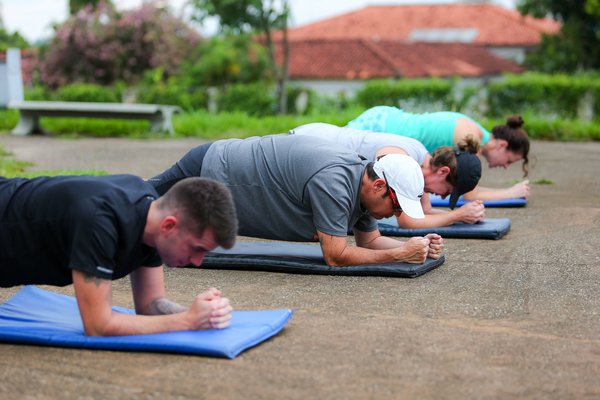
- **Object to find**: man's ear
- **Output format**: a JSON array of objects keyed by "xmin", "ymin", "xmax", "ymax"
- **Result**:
[
  {"xmin": 159, "ymin": 215, "xmax": 178, "ymax": 235},
  {"xmin": 373, "ymin": 178, "xmax": 387, "ymax": 193},
  {"xmin": 437, "ymin": 166, "xmax": 451, "ymax": 178}
]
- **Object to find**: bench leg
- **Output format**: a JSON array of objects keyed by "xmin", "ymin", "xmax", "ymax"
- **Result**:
[
  {"xmin": 11, "ymin": 114, "xmax": 45, "ymax": 136},
  {"xmin": 150, "ymin": 113, "xmax": 175, "ymax": 135}
]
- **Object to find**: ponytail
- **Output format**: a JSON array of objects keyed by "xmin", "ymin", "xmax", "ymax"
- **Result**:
[{"xmin": 492, "ymin": 115, "xmax": 530, "ymax": 177}]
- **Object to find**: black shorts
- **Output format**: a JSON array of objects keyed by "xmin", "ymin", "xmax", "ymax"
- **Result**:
[{"xmin": 147, "ymin": 142, "xmax": 213, "ymax": 195}]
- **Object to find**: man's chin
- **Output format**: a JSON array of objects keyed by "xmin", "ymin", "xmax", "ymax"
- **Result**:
[
  {"xmin": 373, "ymin": 213, "xmax": 392, "ymax": 219},
  {"xmin": 163, "ymin": 261, "xmax": 179, "ymax": 268}
]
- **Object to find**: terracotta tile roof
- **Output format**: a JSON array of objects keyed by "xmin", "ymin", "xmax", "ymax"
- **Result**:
[
  {"xmin": 282, "ymin": 4, "xmax": 560, "ymax": 46},
  {"xmin": 283, "ymin": 39, "xmax": 398, "ymax": 80},
  {"xmin": 379, "ymin": 41, "xmax": 524, "ymax": 78},
  {"xmin": 280, "ymin": 39, "xmax": 523, "ymax": 80}
]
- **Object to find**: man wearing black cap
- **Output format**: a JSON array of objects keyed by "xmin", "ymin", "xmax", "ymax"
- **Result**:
[{"xmin": 290, "ymin": 122, "xmax": 483, "ymax": 228}]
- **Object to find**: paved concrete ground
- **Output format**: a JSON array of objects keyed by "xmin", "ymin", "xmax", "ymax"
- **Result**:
[{"xmin": 0, "ymin": 134, "xmax": 599, "ymax": 399}]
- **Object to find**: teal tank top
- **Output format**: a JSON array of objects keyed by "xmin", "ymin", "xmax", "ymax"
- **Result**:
[{"xmin": 347, "ymin": 106, "xmax": 490, "ymax": 153}]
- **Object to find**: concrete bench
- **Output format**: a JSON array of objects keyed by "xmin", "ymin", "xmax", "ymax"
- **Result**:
[{"xmin": 8, "ymin": 101, "xmax": 181, "ymax": 135}]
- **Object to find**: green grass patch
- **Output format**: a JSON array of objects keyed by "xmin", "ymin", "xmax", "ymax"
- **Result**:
[
  {"xmin": 3, "ymin": 107, "xmax": 600, "ymax": 141},
  {"xmin": 533, "ymin": 178, "xmax": 554, "ymax": 185},
  {"xmin": 0, "ymin": 107, "xmax": 363, "ymax": 139},
  {"xmin": 32, "ymin": 117, "xmax": 151, "ymax": 138},
  {"xmin": 172, "ymin": 108, "xmax": 361, "ymax": 139},
  {"xmin": 0, "ymin": 144, "xmax": 106, "ymax": 178},
  {"xmin": 0, "ymin": 156, "xmax": 33, "ymax": 177},
  {"xmin": 11, "ymin": 169, "xmax": 108, "ymax": 178}
]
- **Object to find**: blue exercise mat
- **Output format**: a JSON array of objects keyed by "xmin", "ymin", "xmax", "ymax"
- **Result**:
[
  {"xmin": 203, "ymin": 242, "xmax": 444, "ymax": 278},
  {"xmin": 377, "ymin": 217, "xmax": 511, "ymax": 240},
  {"xmin": 429, "ymin": 194, "xmax": 527, "ymax": 208},
  {"xmin": 0, "ymin": 286, "xmax": 292, "ymax": 359}
]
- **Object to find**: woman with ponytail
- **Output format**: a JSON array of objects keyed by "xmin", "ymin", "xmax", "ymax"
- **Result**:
[
  {"xmin": 290, "ymin": 123, "xmax": 485, "ymax": 229},
  {"xmin": 347, "ymin": 106, "xmax": 531, "ymax": 201}
]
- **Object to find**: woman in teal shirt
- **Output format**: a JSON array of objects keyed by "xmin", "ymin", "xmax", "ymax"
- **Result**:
[{"xmin": 347, "ymin": 106, "xmax": 531, "ymax": 201}]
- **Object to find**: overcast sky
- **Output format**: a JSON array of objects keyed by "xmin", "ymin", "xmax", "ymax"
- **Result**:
[{"xmin": 2, "ymin": 0, "xmax": 516, "ymax": 43}]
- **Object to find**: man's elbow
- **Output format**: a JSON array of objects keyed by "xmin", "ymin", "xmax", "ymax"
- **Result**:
[
  {"xmin": 322, "ymin": 250, "xmax": 349, "ymax": 267},
  {"xmin": 81, "ymin": 317, "xmax": 115, "ymax": 337},
  {"xmin": 323, "ymin": 255, "xmax": 344, "ymax": 267},
  {"xmin": 83, "ymin": 323, "xmax": 109, "ymax": 337}
]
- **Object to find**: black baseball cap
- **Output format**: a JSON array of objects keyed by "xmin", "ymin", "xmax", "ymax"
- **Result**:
[{"xmin": 449, "ymin": 151, "xmax": 482, "ymax": 209}]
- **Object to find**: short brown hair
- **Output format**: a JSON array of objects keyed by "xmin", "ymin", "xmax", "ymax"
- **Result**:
[{"xmin": 158, "ymin": 177, "xmax": 238, "ymax": 249}]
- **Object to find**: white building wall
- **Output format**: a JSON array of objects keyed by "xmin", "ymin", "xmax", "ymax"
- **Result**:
[{"xmin": 488, "ymin": 46, "xmax": 527, "ymax": 64}]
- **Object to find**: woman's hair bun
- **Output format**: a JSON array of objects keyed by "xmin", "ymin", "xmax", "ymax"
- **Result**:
[{"xmin": 506, "ymin": 115, "xmax": 524, "ymax": 129}]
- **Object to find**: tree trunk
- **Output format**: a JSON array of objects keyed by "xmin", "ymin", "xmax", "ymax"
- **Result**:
[{"xmin": 276, "ymin": 13, "xmax": 289, "ymax": 115}]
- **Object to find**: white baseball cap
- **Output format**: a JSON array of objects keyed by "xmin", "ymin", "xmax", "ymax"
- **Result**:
[{"xmin": 372, "ymin": 154, "xmax": 425, "ymax": 219}]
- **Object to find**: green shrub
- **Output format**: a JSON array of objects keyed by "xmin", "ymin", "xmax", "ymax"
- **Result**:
[
  {"xmin": 481, "ymin": 114, "xmax": 600, "ymax": 141},
  {"xmin": 24, "ymin": 85, "xmax": 51, "ymax": 101},
  {"xmin": 178, "ymin": 34, "xmax": 270, "ymax": 87},
  {"xmin": 590, "ymin": 81, "xmax": 600, "ymax": 123},
  {"xmin": 217, "ymin": 83, "xmax": 274, "ymax": 116},
  {"xmin": 0, "ymin": 109, "xmax": 19, "ymax": 131},
  {"xmin": 24, "ymin": 83, "xmax": 122, "ymax": 103},
  {"xmin": 54, "ymin": 83, "xmax": 121, "ymax": 103},
  {"xmin": 36, "ymin": 117, "xmax": 151, "ymax": 137},
  {"xmin": 286, "ymin": 86, "xmax": 314, "ymax": 115},
  {"xmin": 136, "ymin": 85, "xmax": 207, "ymax": 111},
  {"xmin": 487, "ymin": 73, "xmax": 592, "ymax": 119},
  {"xmin": 355, "ymin": 78, "xmax": 454, "ymax": 110}
]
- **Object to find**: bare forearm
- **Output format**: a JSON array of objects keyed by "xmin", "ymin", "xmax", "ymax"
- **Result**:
[
  {"xmin": 320, "ymin": 232, "xmax": 424, "ymax": 266},
  {"xmin": 94, "ymin": 311, "xmax": 193, "ymax": 336},
  {"xmin": 323, "ymin": 242, "xmax": 414, "ymax": 266},
  {"xmin": 359, "ymin": 234, "xmax": 410, "ymax": 250},
  {"xmin": 143, "ymin": 297, "xmax": 187, "ymax": 315},
  {"xmin": 464, "ymin": 186, "xmax": 516, "ymax": 201},
  {"xmin": 74, "ymin": 277, "xmax": 194, "ymax": 336},
  {"xmin": 397, "ymin": 211, "xmax": 457, "ymax": 228}
]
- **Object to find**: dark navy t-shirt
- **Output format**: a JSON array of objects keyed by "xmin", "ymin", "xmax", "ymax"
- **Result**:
[{"xmin": 0, "ymin": 175, "xmax": 162, "ymax": 287}]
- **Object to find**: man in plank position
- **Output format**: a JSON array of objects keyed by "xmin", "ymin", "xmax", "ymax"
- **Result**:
[
  {"xmin": 0, "ymin": 175, "xmax": 237, "ymax": 336},
  {"xmin": 150, "ymin": 134, "xmax": 444, "ymax": 266}
]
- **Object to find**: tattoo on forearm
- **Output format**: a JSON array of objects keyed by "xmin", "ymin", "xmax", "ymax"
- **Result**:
[
  {"xmin": 150, "ymin": 298, "xmax": 187, "ymax": 315},
  {"xmin": 83, "ymin": 273, "xmax": 107, "ymax": 288}
]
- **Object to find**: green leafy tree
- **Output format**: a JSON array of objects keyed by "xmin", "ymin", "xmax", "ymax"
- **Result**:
[
  {"xmin": 40, "ymin": 2, "xmax": 199, "ymax": 87},
  {"xmin": 180, "ymin": 34, "xmax": 269, "ymax": 87},
  {"xmin": 69, "ymin": 0, "xmax": 111, "ymax": 15},
  {"xmin": 519, "ymin": 0, "xmax": 600, "ymax": 71},
  {"xmin": 0, "ymin": 28, "xmax": 29, "ymax": 51},
  {"xmin": 189, "ymin": 0, "xmax": 290, "ymax": 114}
]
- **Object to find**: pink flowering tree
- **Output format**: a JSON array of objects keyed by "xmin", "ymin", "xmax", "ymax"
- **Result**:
[{"xmin": 40, "ymin": 1, "xmax": 200, "ymax": 87}]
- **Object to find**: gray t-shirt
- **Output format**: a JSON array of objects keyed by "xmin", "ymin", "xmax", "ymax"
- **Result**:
[
  {"xmin": 291, "ymin": 122, "xmax": 429, "ymax": 164},
  {"xmin": 201, "ymin": 134, "xmax": 378, "ymax": 241}
]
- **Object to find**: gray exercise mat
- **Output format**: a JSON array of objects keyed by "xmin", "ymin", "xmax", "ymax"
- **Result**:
[
  {"xmin": 377, "ymin": 217, "xmax": 512, "ymax": 240},
  {"xmin": 202, "ymin": 242, "xmax": 445, "ymax": 278}
]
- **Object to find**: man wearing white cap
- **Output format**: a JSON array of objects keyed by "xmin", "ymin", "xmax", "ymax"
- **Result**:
[{"xmin": 150, "ymin": 134, "xmax": 443, "ymax": 266}]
